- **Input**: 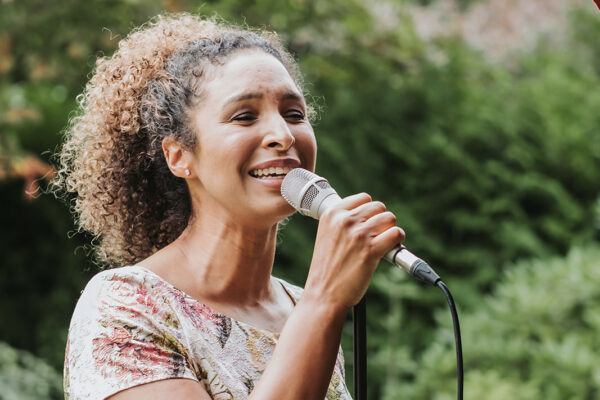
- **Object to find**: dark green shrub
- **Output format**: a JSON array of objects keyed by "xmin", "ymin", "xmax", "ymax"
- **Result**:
[
  {"xmin": 0, "ymin": 341, "xmax": 62, "ymax": 400},
  {"xmin": 386, "ymin": 246, "xmax": 600, "ymax": 399}
]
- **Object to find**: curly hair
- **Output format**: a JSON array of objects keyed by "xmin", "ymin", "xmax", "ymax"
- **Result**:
[{"xmin": 53, "ymin": 14, "xmax": 307, "ymax": 268}]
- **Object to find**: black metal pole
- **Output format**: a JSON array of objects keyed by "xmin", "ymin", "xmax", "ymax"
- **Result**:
[{"xmin": 353, "ymin": 295, "xmax": 367, "ymax": 400}]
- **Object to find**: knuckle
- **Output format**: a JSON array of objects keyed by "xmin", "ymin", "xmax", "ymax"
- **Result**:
[
  {"xmin": 365, "ymin": 244, "xmax": 379, "ymax": 262},
  {"xmin": 368, "ymin": 242, "xmax": 379, "ymax": 256},
  {"xmin": 341, "ymin": 216, "xmax": 354, "ymax": 229},
  {"xmin": 351, "ymin": 226, "xmax": 368, "ymax": 242},
  {"xmin": 330, "ymin": 211, "xmax": 352, "ymax": 229},
  {"xmin": 348, "ymin": 207, "xmax": 361, "ymax": 218},
  {"xmin": 321, "ymin": 207, "xmax": 336, "ymax": 221}
]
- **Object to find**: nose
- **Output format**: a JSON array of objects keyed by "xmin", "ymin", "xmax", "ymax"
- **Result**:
[{"xmin": 261, "ymin": 114, "xmax": 295, "ymax": 151}]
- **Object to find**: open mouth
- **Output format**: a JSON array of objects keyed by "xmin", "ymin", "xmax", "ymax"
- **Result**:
[{"xmin": 249, "ymin": 166, "xmax": 292, "ymax": 179}]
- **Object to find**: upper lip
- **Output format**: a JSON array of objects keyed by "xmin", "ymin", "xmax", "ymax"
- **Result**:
[{"xmin": 248, "ymin": 158, "xmax": 301, "ymax": 172}]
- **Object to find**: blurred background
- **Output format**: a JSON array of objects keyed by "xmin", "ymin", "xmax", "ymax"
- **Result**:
[{"xmin": 1, "ymin": 0, "xmax": 599, "ymax": 398}]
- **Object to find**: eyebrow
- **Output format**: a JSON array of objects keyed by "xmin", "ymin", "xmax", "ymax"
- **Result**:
[
  {"xmin": 223, "ymin": 91, "xmax": 304, "ymax": 107},
  {"xmin": 281, "ymin": 92, "xmax": 303, "ymax": 102},
  {"xmin": 223, "ymin": 92, "xmax": 263, "ymax": 106}
]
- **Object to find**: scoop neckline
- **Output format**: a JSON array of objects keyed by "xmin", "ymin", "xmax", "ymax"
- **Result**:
[{"xmin": 115, "ymin": 265, "xmax": 298, "ymax": 336}]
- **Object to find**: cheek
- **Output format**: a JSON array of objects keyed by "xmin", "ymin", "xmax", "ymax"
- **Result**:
[
  {"xmin": 197, "ymin": 132, "xmax": 258, "ymax": 172},
  {"xmin": 295, "ymin": 130, "xmax": 317, "ymax": 170}
]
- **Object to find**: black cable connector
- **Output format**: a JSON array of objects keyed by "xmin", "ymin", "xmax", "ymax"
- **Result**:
[{"xmin": 410, "ymin": 259, "xmax": 441, "ymax": 285}]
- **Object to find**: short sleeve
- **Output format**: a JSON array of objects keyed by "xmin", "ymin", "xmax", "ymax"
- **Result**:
[{"xmin": 64, "ymin": 270, "xmax": 199, "ymax": 399}]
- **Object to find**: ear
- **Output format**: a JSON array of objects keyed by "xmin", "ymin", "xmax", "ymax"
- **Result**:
[{"xmin": 162, "ymin": 137, "xmax": 194, "ymax": 178}]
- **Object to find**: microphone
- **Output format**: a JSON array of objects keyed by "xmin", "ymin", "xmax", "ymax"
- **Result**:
[{"xmin": 281, "ymin": 168, "xmax": 441, "ymax": 285}]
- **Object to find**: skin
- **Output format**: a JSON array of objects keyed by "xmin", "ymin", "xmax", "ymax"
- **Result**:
[{"xmin": 108, "ymin": 49, "xmax": 405, "ymax": 400}]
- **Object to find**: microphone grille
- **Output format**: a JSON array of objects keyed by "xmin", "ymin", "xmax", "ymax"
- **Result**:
[
  {"xmin": 281, "ymin": 168, "xmax": 330, "ymax": 210},
  {"xmin": 300, "ymin": 185, "xmax": 319, "ymax": 209},
  {"xmin": 315, "ymin": 180, "xmax": 330, "ymax": 189}
]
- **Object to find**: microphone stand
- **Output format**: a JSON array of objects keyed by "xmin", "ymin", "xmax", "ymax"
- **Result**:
[{"xmin": 353, "ymin": 296, "xmax": 367, "ymax": 400}]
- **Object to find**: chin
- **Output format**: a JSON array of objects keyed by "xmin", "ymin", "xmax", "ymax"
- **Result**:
[{"xmin": 249, "ymin": 200, "xmax": 295, "ymax": 227}]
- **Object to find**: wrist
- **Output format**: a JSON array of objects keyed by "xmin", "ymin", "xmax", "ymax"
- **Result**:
[{"xmin": 297, "ymin": 290, "xmax": 349, "ymax": 322}]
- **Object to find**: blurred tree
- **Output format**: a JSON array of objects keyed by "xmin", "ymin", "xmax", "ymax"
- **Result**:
[
  {"xmin": 387, "ymin": 245, "xmax": 600, "ymax": 399},
  {"xmin": 0, "ymin": 0, "xmax": 599, "ymax": 398},
  {"xmin": 0, "ymin": 0, "xmax": 198, "ymax": 372},
  {"xmin": 0, "ymin": 340, "xmax": 62, "ymax": 400},
  {"xmin": 0, "ymin": 138, "xmax": 55, "ymax": 200}
]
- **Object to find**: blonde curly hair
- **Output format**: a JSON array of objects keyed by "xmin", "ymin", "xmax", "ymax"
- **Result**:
[{"xmin": 53, "ymin": 13, "xmax": 306, "ymax": 268}]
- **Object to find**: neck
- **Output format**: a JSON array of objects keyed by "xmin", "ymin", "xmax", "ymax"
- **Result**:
[{"xmin": 173, "ymin": 210, "xmax": 279, "ymax": 306}]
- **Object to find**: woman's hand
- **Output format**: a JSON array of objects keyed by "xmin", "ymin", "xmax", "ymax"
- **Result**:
[{"xmin": 303, "ymin": 192, "xmax": 406, "ymax": 311}]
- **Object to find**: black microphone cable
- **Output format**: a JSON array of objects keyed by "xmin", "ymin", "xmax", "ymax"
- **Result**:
[
  {"xmin": 386, "ymin": 249, "xmax": 463, "ymax": 400},
  {"xmin": 352, "ymin": 275, "xmax": 463, "ymax": 400},
  {"xmin": 435, "ymin": 280, "xmax": 463, "ymax": 400}
]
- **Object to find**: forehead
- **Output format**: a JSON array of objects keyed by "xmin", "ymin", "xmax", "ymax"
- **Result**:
[{"xmin": 202, "ymin": 50, "xmax": 302, "ymax": 103}]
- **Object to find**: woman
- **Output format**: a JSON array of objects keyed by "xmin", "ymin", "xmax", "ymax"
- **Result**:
[{"xmin": 57, "ymin": 13, "xmax": 404, "ymax": 400}]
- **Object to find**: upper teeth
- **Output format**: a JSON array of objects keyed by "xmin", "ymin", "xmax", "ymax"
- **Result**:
[{"xmin": 250, "ymin": 167, "xmax": 292, "ymax": 177}]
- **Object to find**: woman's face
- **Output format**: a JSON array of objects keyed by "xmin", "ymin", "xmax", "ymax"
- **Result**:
[{"xmin": 186, "ymin": 50, "xmax": 317, "ymax": 227}]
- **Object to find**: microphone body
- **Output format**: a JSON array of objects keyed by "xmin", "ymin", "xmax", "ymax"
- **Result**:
[{"xmin": 281, "ymin": 168, "xmax": 441, "ymax": 285}]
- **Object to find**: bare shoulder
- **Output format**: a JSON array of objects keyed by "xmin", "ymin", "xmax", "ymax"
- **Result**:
[{"xmin": 107, "ymin": 378, "xmax": 212, "ymax": 400}]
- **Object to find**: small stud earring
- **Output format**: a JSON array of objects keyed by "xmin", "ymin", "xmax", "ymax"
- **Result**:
[{"xmin": 184, "ymin": 169, "xmax": 191, "ymax": 176}]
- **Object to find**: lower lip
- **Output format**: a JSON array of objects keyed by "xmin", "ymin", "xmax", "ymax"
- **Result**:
[{"xmin": 250, "ymin": 175, "xmax": 286, "ymax": 189}]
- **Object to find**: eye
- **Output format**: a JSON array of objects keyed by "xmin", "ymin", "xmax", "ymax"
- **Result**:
[
  {"xmin": 284, "ymin": 109, "xmax": 305, "ymax": 121},
  {"xmin": 231, "ymin": 112, "xmax": 257, "ymax": 122}
]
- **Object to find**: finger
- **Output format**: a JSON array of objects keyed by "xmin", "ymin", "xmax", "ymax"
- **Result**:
[
  {"xmin": 337, "ymin": 192, "xmax": 372, "ymax": 211},
  {"xmin": 370, "ymin": 226, "xmax": 406, "ymax": 258},
  {"xmin": 362, "ymin": 211, "xmax": 398, "ymax": 236},
  {"xmin": 349, "ymin": 201, "xmax": 386, "ymax": 222}
]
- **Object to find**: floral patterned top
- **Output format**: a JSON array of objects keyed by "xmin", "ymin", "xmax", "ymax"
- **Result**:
[{"xmin": 64, "ymin": 266, "xmax": 352, "ymax": 399}]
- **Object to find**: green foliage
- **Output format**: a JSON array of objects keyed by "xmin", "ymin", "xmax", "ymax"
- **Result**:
[
  {"xmin": 271, "ymin": 4, "xmax": 600, "ymax": 395},
  {"xmin": 0, "ymin": 0, "xmax": 173, "ymax": 158},
  {"xmin": 0, "ymin": 180, "xmax": 94, "ymax": 369},
  {"xmin": 0, "ymin": 0, "xmax": 599, "ymax": 398},
  {"xmin": 0, "ymin": 341, "xmax": 62, "ymax": 400},
  {"xmin": 0, "ymin": 0, "xmax": 180, "ymax": 371},
  {"xmin": 387, "ymin": 245, "xmax": 600, "ymax": 399}
]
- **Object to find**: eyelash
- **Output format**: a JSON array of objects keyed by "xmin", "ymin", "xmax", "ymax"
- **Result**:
[
  {"xmin": 285, "ymin": 110, "xmax": 305, "ymax": 120},
  {"xmin": 232, "ymin": 112, "xmax": 256, "ymax": 121},
  {"xmin": 231, "ymin": 110, "xmax": 305, "ymax": 122}
]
